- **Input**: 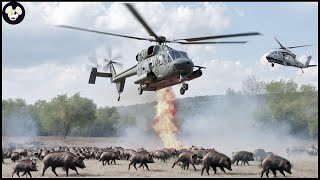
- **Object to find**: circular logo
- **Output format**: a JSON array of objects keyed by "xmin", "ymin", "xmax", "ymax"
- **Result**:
[{"xmin": 2, "ymin": 1, "xmax": 25, "ymax": 25}]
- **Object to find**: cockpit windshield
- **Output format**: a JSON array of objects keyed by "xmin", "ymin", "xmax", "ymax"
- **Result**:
[{"xmin": 168, "ymin": 51, "xmax": 189, "ymax": 60}]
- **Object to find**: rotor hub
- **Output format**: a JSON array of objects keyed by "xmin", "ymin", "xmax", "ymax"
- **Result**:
[{"xmin": 156, "ymin": 36, "xmax": 167, "ymax": 45}]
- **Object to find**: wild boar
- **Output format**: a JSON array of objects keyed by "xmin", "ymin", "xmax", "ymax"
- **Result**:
[
  {"xmin": 123, "ymin": 149, "xmax": 136, "ymax": 160},
  {"xmin": 153, "ymin": 150, "xmax": 168, "ymax": 162},
  {"xmin": 231, "ymin": 151, "xmax": 254, "ymax": 165},
  {"xmin": 99, "ymin": 151, "xmax": 121, "ymax": 165},
  {"xmin": 12, "ymin": 159, "xmax": 38, "ymax": 178},
  {"xmin": 253, "ymin": 149, "xmax": 267, "ymax": 162},
  {"xmin": 128, "ymin": 152, "xmax": 155, "ymax": 171},
  {"xmin": 261, "ymin": 155, "xmax": 292, "ymax": 178},
  {"xmin": 172, "ymin": 151, "xmax": 197, "ymax": 171},
  {"xmin": 42, "ymin": 151, "xmax": 86, "ymax": 176},
  {"xmin": 201, "ymin": 151, "xmax": 232, "ymax": 176},
  {"xmin": 11, "ymin": 152, "xmax": 20, "ymax": 162}
]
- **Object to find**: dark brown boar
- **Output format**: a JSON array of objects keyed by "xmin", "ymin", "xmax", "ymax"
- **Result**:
[
  {"xmin": 231, "ymin": 151, "xmax": 254, "ymax": 165},
  {"xmin": 99, "ymin": 151, "xmax": 121, "ymax": 165},
  {"xmin": 261, "ymin": 155, "xmax": 292, "ymax": 178},
  {"xmin": 153, "ymin": 150, "xmax": 168, "ymax": 162},
  {"xmin": 172, "ymin": 151, "xmax": 197, "ymax": 171},
  {"xmin": 201, "ymin": 151, "xmax": 232, "ymax": 176},
  {"xmin": 123, "ymin": 149, "xmax": 136, "ymax": 160},
  {"xmin": 12, "ymin": 159, "xmax": 38, "ymax": 178},
  {"xmin": 128, "ymin": 152, "xmax": 155, "ymax": 171},
  {"xmin": 42, "ymin": 151, "xmax": 86, "ymax": 176},
  {"xmin": 11, "ymin": 152, "xmax": 20, "ymax": 162}
]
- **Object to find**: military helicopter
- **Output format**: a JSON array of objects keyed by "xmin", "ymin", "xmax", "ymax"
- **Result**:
[
  {"xmin": 58, "ymin": 3, "xmax": 262, "ymax": 101},
  {"xmin": 266, "ymin": 37, "xmax": 317, "ymax": 73}
]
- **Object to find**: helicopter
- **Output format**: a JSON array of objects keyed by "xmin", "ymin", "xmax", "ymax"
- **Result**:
[
  {"xmin": 266, "ymin": 37, "xmax": 317, "ymax": 73},
  {"xmin": 58, "ymin": 3, "xmax": 262, "ymax": 101}
]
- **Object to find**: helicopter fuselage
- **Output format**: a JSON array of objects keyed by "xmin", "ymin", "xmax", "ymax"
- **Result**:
[{"xmin": 266, "ymin": 49, "xmax": 306, "ymax": 68}]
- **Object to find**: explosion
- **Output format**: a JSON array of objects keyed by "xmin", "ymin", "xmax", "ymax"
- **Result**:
[{"xmin": 152, "ymin": 87, "xmax": 185, "ymax": 149}]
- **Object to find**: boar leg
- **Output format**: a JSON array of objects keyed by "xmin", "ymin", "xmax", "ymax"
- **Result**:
[
  {"xmin": 219, "ymin": 167, "xmax": 226, "ymax": 174},
  {"xmin": 279, "ymin": 170, "xmax": 285, "ymax": 177},
  {"xmin": 42, "ymin": 165, "xmax": 49, "ymax": 176},
  {"xmin": 128, "ymin": 163, "xmax": 132, "ymax": 170},
  {"xmin": 261, "ymin": 168, "xmax": 266, "ymax": 178},
  {"xmin": 144, "ymin": 163, "xmax": 150, "ymax": 171},
  {"xmin": 133, "ymin": 163, "xmax": 138, "ymax": 170},
  {"xmin": 246, "ymin": 161, "xmax": 250, "ymax": 166},
  {"xmin": 71, "ymin": 167, "xmax": 79, "ymax": 175},
  {"xmin": 12, "ymin": 170, "xmax": 17, "ymax": 178},
  {"xmin": 172, "ymin": 160, "xmax": 179, "ymax": 168},
  {"xmin": 265, "ymin": 169, "xmax": 270, "ymax": 178},
  {"xmin": 271, "ymin": 170, "xmax": 276, "ymax": 177},
  {"xmin": 16, "ymin": 171, "xmax": 20, "ymax": 178},
  {"xmin": 113, "ymin": 159, "xmax": 116, "ymax": 164},
  {"xmin": 52, "ymin": 167, "xmax": 58, "ymax": 176},
  {"xmin": 211, "ymin": 166, "xmax": 217, "ymax": 174},
  {"xmin": 191, "ymin": 163, "xmax": 196, "ymax": 171},
  {"xmin": 65, "ymin": 168, "xmax": 69, "ymax": 176},
  {"xmin": 206, "ymin": 166, "xmax": 210, "ymax": 175},
  {"xmin": 27, "ymin": 171, "xmax": 32, "ymax": 178}
]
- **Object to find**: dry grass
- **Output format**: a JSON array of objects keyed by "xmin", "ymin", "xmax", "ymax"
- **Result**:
[{"xmin": 2, "ymin": 136, "xmax": 318, "ymax": 178}]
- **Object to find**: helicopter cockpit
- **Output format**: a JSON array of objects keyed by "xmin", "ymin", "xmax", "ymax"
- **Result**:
[{"xmin": 168, "ymin": 50, "xmax": 190, "ymax": 61}]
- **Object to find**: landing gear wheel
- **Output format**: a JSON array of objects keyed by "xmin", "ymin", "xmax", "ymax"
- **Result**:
[
  {"xmin": 180, "ymin": 87, "xmax": 185, "ymax": 95},
  {"xmin": 271, "ymin": 63, "xmax": 274, "ymax": 67},
  {"xmin": 117, "ymin": 96, "xmax": 120, "ymax": 101},
  {"xmin": 183, "ymin": 83, "xmax": 189, "ymax": 90},
  {"xmin": 138, "ymin": 86, "xmax": 143, "ymax": 95}
]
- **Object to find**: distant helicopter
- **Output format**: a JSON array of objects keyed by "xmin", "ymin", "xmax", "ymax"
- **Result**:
[
  {"xmin": 266, "ymin": 37, "xmax": 317, "ymax": 73},
  {"xmin": 58, "ymin": 3, "xmax": 262, "ymax": 101}
]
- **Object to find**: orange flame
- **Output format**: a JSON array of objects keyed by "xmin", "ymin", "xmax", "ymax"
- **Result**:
[{"xmin": 152, "ymin": 87, "xmax": 185, "ymax": 149}]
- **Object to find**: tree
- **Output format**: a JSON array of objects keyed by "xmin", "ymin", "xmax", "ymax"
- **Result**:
[
  {"xmin": 242, "ymin": 75, "xmax": 266, "ymax": 95},
  {"xmin": 225, "ymin": 88, "xmax": 241, "ymax": 95},
  {"xmin": 39, "ymin": 93, "xmax": 97, "ymax": 140}
]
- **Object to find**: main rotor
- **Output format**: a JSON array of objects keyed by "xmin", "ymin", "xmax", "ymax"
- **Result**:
[{"xmin": 57, "ymin": 3, "xmax": 262, "ymax": 45}]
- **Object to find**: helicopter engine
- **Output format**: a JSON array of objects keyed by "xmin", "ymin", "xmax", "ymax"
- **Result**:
[{"xmin": 136, "ymin": 45, "xmax": 161, "ymax": 61}]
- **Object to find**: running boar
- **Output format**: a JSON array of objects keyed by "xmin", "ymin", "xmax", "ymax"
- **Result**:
[
  {"xmin": 128, "ymin": 152, "xmax": 155, "ymax": 171},
  {"xmin": 42, "ymin": 151, "xmax": 86, "ymax": 176},
  {"xmin": 11, "ymin": 152, "xmax": 20, "ymax": 162},
  {"xmin": 172, "ymin": 151, "xmax": 197, "ymax": 171},
  {"xmin": 12, "ymin": 159, "xmax": 38, "ymax": 178},
  {"xmin": 231, "ymin": 151, "xmax": 254, "ymax": 166},
  {"xmin": 99, "ymin": 151, "xmax": 121, "ymax": 165},
  {"xmin": 201, "ymin": 151, "xmax": 232, "ymax": 176},
  {"xmin": 261, "ymin": 155, "xmax": 292, "ymax": 178}
]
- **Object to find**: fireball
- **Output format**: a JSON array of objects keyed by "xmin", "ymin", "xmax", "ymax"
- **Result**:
[{"xmin": 152, "ymin": 87, "xmax": 185, "ymax": 149}]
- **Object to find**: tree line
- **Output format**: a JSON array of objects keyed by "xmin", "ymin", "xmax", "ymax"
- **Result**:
[
  {"xmin": 2, "ymin": 93, "xmax": 136, "ymax": 140},
  {"xmin": 226, "ymin": 76, "xmax": 318, "ymax": 139}
]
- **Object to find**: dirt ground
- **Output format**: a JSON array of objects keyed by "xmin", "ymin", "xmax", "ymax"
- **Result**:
[{"xmin": 2, "ymin": 136, "xmax": 318, "ymax": 178}]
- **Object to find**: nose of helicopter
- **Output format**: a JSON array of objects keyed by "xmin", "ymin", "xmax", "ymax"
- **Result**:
[
  {"xmin": 174, "ymin": 58, "xmax": 194, "ymax": 76},
  {"xmin": 266, "ymin": 53, "xmax": 273, "ymax": 61}
]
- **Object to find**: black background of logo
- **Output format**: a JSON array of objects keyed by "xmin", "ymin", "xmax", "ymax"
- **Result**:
[{"xmin": 2, "ymin": 1, "xmax": 25, "ymax": 25}]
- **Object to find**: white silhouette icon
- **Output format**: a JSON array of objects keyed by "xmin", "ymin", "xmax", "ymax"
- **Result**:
[{"xmin": 5, "ymin": 6, "xmax": 22, "ymax": 21}]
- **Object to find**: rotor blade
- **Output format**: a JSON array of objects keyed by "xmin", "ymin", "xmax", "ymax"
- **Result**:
[
  {"xmin": 113, "ymin": 62, "xmax": 124, "ymax": 67},
  {"xmin": 175, "ymin": 41, "xmax": 248, "ymax": 44},
  {"xmin": 106, "ymin": 46, "xmax": 112, "ymax": 60},
  {"xmin": 124, "ymin": 3, "xmax": 158, "ymax": 38},
  {"xmin": 273, "ymin": 37, "xmax": 286, "ymax": 49},
  {"xmin": 112, "ymin": 54, "xmax": 123, "ymax": 61},
  {"xmin": 172, "ymin": 32, "xmax": 262, "ymax": 42},
  {"xmin": 57, "ymin": 25, "xmax": 153, "ymax": 41},
  {"xmin": 287, "ymin": 44, "xmax": 318, "ymax": 49}
]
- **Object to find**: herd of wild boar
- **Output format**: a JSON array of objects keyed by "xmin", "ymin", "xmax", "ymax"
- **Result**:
[{"xmin": 2, "ymin": 144, "xmax": 318, "ymax": 178}]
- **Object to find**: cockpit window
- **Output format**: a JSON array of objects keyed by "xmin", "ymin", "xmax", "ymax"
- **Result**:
[{"xmin": 168, "ymin": 51, "xmax": 189, "ymax": 60}]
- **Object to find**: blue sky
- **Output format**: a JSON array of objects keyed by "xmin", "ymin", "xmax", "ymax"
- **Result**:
[{"xmin": 2, "ymin": 2, "xmax": 318, "ymax": 107}]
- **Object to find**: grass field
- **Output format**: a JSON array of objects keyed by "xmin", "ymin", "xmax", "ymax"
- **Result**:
[{"xmin": 2, "ymin": 136, "xmax": 318, "ymax": 178}]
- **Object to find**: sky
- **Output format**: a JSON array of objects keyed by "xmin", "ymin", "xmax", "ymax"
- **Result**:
[{"xmin": 2, "ymin": 2, "xmax": 318, "ymax": 107}]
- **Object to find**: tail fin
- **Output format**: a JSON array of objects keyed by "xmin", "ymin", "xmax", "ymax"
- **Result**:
[
  {"xmin": 88, "ymin": 68, "xmax": 112, "ymax": 84},
  {"xmin": 305, "ymin": 55, "xmax": 317, "ymax": 67},
  {"xmin": 305, "ymin": 55, "xmax": 312, "ymax": 66},
  {"xmin": 110, "ymin": 64, "xmax": 116, "ymax": 83}
]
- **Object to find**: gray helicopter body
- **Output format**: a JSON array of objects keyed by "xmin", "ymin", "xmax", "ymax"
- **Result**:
[
  {"xmin": 266, "ymin": 38, "xmax": 316, "ymax": 72},
  {"xmin": 59, "ymin": 3, "xmax": 261, "ymax": 101}
]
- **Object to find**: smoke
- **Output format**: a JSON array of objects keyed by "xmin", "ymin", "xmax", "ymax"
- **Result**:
[
  {"xmin": 177, "ymin": 95, "xmax": 316, "ymax": 157},
  {"xmin": 2, "ymin": 111, "xmax": 39, "ymax": 148}
]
